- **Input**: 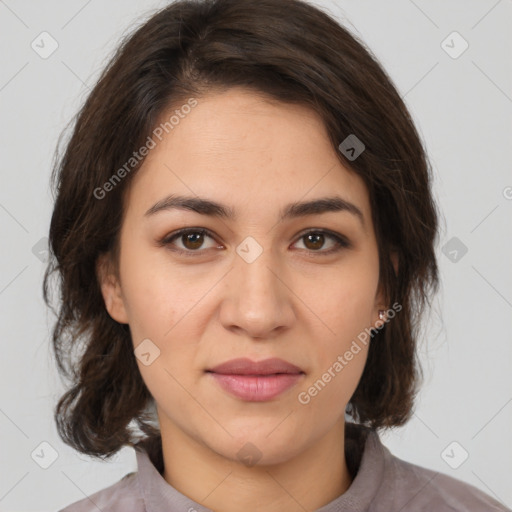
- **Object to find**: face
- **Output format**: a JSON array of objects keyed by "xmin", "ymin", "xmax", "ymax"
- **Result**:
[{"xmin": 99, "ymin": 87, "xmax": 391, "ymax": 465}]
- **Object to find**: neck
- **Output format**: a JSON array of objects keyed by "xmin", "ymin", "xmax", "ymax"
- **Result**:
[{"xmin": 160, "ymin": 417, "xmax": 353, "ymax": 512}]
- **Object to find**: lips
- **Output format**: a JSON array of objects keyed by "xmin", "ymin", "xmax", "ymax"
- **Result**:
[
  {"xmin": 207, "ymin": 357, "xmax": 304, "ymax": 376},
  {"xmin": 206, "ymin": 358, "xmax": 305, "ymax": 401}
]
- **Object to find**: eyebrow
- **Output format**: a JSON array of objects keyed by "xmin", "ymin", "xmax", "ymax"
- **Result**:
[{"xmin": 144, "ymin": 194, "xmax": 365, "ymax": 228}]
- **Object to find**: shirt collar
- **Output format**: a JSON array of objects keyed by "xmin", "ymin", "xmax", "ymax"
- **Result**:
[{"xmin": 134, "ymin": 423, "xmax": 387, "ymax": 512}]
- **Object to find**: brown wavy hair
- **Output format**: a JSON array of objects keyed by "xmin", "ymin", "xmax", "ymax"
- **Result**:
[{"xmin": 43, "ymin": 0, "xmax": 440, "ymax": 460}]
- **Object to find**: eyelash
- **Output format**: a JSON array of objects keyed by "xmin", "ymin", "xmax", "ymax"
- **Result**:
[{"xmin": 159, "ymin": 228, "xmax": 351, "ymax": 257}]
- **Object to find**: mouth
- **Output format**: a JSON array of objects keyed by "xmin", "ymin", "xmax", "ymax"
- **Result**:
[
  {"xmin": 206, "ymin": 357, "xmax": 304, "ymax": 375},
  {"xmin": 205, "ymin": 357, "xmax": 305, "ymax": 401}
]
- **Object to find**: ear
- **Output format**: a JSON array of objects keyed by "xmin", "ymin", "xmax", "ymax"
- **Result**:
[
  {"xmin": 374, "ymin": 250, "xmax": 399, "ymax": 317},
  {"xmin": 96, "ymin": 253, "xmax": 129, "ymax": 324}
]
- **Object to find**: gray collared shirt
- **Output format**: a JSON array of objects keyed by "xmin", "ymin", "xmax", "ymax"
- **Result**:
[{"xmin": 59, "ymin": 424, "xmax": 510, "ymax": 511}]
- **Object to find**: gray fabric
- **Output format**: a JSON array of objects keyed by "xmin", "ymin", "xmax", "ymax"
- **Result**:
[{"xmin": 59, "ymin": 424, "xmax": 510, "ymax": 512}]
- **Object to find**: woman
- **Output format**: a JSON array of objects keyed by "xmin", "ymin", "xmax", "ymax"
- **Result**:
[{"xmin": 44, "ymin": 0, "xmax": 510, "ymax": 510}]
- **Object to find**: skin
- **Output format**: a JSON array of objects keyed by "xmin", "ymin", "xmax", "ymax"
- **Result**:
[{"xmin": 98, "ymin": 87, "xmax": 397, "ymax": 512}]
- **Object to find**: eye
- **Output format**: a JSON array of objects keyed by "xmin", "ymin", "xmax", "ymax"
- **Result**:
[
  {"xmin": 160, "ymin": 228, "xmax": 220, "ymax": 256},
  {"xmin": 159, "ymin": 228, "xmax": 351, "ymax": 257},
  {"xmin": 292, "ymin": 229, "xmax": 351, "ymax": 255}
]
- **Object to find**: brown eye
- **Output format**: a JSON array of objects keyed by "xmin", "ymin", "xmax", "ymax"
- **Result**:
[
  {"xmin": 160, "ymin": 227, "xmax": 350, "ymax": 257},
  {"xmin": 293, "ymin": 230, "xmax": 351, "ymax": 254},
  {"xmin": 181, "ymin": 231, "xmax": 206, "ymax": 250},
  {"xmin": 303, "ymin": 233, "xmax": 325, "ymax": 250},
  {"xmin": 161, "ymin": 228, "xmax": 219, "ymax": 255}
]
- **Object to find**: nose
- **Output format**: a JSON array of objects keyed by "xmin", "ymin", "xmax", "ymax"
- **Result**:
[{"xmin": 218, "ymin": 243, "xmax": 295, "ymax": 339}]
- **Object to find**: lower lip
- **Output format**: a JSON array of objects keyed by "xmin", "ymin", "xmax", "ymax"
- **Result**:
[{"xmin": 208, "ymin": 372, "xmax": 304, "ymax": 401}]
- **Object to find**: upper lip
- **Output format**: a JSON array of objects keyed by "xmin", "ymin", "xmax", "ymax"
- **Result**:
[{"xmin": 207, "ymin": 357, "xmax": 304, "ymax": 375}]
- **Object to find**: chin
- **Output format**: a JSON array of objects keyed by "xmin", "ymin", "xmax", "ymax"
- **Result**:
[{"xmin": 206, "ymin": 422, "xmax": 310, "ymax": 467}]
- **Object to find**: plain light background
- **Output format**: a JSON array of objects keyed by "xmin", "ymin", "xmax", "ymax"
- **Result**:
[{"xmin": 0, "ymin": 0, "xmax": 511, "ymax": 510}]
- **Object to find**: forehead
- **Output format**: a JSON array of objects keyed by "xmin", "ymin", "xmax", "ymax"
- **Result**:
[{"xmin": 124, "ymin": 87, "xmax": 371, "ymax": 227}]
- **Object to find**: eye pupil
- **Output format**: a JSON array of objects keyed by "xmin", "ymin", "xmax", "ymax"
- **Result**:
[
  {"xmin": 304, "ymin": 233, "xmax": 324, "ymax": 250},
  {"xmin": 184, "ymin": 232, "xmax": 204, "ymax": 250}
]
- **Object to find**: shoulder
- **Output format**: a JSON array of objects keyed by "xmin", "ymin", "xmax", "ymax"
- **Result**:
[
  {"xmin": 385, "ymin": 453, "xmax": 511, "ymax": 512},
  {"xmin": 58, "ymin": 471, "xmax": 144, "ymax": 512}
]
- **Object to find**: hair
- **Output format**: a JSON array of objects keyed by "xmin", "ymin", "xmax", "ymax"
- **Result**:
[{"xmin": 43, "ymin": 0, "xmax": 440, "ymax": 460}]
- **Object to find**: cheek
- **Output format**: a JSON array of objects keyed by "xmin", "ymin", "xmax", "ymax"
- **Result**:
[
  {"xmin": 299, "ymin": 259, "xmax": 377, "ymax": 396},
  {"xmin": 307, "ymin": 265, "xmax": 378, "ymax": 338},
  {"xmin": 118, "ymin": 242, "xmax": 195, "ymax": 341},
  {"xmin": 118, "ymin": 243, "xmax": 207, "ymax": 388},
  {"xmin": 296, "ymin": 314, "xmax": 370, "ymax": 417}
]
